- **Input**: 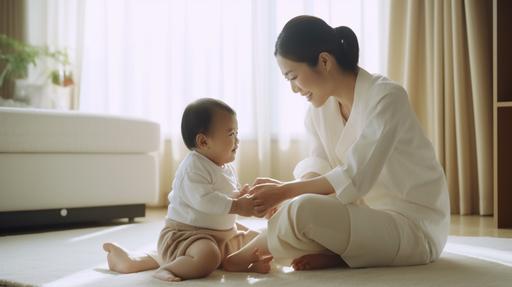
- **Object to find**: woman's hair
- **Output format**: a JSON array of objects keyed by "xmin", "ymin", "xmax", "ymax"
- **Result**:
[
  {"xmin": 274, "ymin": 15, "xmax": 359, "ymax": 73},
  {"xmin": 181, "ymin": 98, "xmax": 236, "ymax": 150}
]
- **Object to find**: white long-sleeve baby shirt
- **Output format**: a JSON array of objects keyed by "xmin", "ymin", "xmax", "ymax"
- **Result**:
[{"xmin": 167, "ymin": 151, "xmax": 239, "ymax": 230}]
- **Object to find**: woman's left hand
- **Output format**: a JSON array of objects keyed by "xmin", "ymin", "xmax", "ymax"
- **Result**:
[
  {"xmin": 252, "ymin": 177, "xmax": 282, "ymax": 186},
  {"xmin": 250, "ymin": 183, "xmax": 289, "ymax": 217}
]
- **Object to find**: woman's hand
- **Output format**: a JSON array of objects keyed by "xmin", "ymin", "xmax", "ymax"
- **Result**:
[
  {"xmin": 264, "ymin": 206, "xmax": 279, "ymax": 219},
  {"xmin": 250, "ymin": 183, "xmax": 290, "ymax": 217},
  {"xmin": 252, "ymin": 177, "xmax": 283, "ymax": 186},
  {"xmin": 234, "ymin": 184, "xmax": 250, "ymax": 198},
  {"xmin": 249, "ymin": 176, "xmax": 335, "ymax": 217}
]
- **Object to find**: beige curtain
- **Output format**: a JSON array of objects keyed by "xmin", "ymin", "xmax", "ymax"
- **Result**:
[
  {"xmin": 0, "ymin": 0, "xmax": 26, "ymax": 100},
  {"xmin": 387, "ymin": 0, "xmax": 493, "ymax": 215}
]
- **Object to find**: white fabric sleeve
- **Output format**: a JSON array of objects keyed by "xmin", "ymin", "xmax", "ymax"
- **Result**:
[
  {"xmin": 180, "ymin": 171, "xmax": 233, "ymax": 214},
  {"xmin": 293, "ymin": 108, "xmax": 332, "ymax": 179},
  {"xmin": 228, "ymin": 163, "xmax": 241, "ymax": 189},
  {"xmin": 324, "ymin": 93, "xmax": 406, "ymax": 204}
]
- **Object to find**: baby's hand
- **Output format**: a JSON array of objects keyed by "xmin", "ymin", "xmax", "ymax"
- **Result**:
[{"xmin": 233, "ymin": 194, "xmax": 255, "ymax": 217}]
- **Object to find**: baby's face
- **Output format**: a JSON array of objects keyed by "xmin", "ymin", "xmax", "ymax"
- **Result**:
[{"xmin": 205, "ymin": 110, "xmax": 239, "ymax": 166}]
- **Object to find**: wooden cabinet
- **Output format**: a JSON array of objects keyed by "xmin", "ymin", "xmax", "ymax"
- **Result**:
[{"xmin": 493, "ymin": 0, "xmax": 512, "ymax": 228}]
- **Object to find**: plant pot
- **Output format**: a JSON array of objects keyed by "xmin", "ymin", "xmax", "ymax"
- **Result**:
[
  {"xmin": 14, "ymin": 79, "xmax": 51, "ymax": 108},
  {"xmin": 50, "ymin": 84, "xmax": 74, "ymax": 110}
]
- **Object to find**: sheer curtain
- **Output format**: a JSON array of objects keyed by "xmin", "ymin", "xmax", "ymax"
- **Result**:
[
  {"xmin": 34, "ymin": 0, "xmax": 389, "ymax": 204},
  {"xmin": 23, "ymin": 0, "xmax": 85, "ymax": 109}
]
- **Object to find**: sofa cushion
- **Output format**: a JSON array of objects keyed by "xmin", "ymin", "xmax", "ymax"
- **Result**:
[
  {"xmin": 0, "ymin": 153, "xmax": 158, "ymax": 211},
  {"xmin": 0, "ymin": 107, "xmax": 160, "ymax": 153}
]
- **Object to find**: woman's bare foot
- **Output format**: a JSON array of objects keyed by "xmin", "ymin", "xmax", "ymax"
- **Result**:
[
  {"xmin": 291, "ymin": 253, "xmax": 346, "ymax": 271},
  {"xmin": 153, "ymin": 268, "xmax": 182, "ymax": 282},
  {"xmin": 103, "ymin": 242, "xmax": 139, "ymax": 273}
]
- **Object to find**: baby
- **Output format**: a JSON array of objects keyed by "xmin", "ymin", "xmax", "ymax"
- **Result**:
[{"xmin": 103, "ymin": 98, "xmax": 272, "ymax": 281}]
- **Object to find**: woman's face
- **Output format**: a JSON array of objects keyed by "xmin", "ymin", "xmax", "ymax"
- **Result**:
[{"xmin": 276, "ymin": 54, "xmax": 331, "ymax": 108}]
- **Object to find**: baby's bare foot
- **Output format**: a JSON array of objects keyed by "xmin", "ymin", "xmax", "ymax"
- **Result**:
[
  {"xmin": 103, "ymin": 242, "xmax": 138, "ymax": 273},
  {"xmin": 248, "ymin": 255, "xmax": 273, "ymax": 274},
  {"xmin": 247, "ymin": 249, "xmax": 273, "ymax": 274},
  {"xmin": 291, "ymin": 254, "xmax": 346, "ymax": 271},
  {"xmin": 153, "ymin": 268, "xmax": 182, "ymax": 282}
]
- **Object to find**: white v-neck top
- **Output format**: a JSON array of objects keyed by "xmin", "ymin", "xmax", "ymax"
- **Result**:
[
  {"xmin": 167, "ymin": 151, "xmax": 239, "ymax": 230},
  {"xmin": 294, "ymin": 68, "xmax": 450, "ymax": 260}
]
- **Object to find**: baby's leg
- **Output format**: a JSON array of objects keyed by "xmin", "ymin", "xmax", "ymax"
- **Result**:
[
  {"xmin": 222, "ymin": 230, "xmax": 273, "ymax": 273},
  {"xmin": 153, "ymin": 239, "xmax": 221, "ymax": 282},
  {"xmin": 103, "ymin": 242, "xmax": 159, "ymax": 273}
]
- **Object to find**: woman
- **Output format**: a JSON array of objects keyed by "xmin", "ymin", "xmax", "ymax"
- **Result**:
[
  {"xmin": 102, "ymin": 14, "xmax": 450, "ymax": 273},
  {"xmin": 247, "ymin": 15, "xmax": 450, "ymax": 270}
]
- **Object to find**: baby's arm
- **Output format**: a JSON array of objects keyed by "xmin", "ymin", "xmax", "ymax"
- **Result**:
[{"xmin": 181, "ymin": 171, "xmax": 242, "ymax": 215}]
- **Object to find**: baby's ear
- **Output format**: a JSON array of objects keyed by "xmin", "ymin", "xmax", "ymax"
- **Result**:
[{"xmin": 195, "ymin": 133, "xmax": 209, "ymax": 149}]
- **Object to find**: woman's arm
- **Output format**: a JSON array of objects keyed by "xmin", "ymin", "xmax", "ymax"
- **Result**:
[
  {"xmin": 300, "ymin": 172, "xmax": 322, "ymax": 180},
  {"xmin": 249, "ymin": 172, "xmax": 324, "ymax": 218},
  {"xmin": 284, "ymin": 175, "xmax": 335, "ymax": 198},
  {"xmin": 251, "ymin": 175, "xmax": 334, "ymax": 216},
  {"xmin": 252, "ymin": 172, "xmax": 319, "ymax": 186}
]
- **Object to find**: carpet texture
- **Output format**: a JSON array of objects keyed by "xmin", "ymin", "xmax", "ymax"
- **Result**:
[{"xmin": 1, "ymin": 218, "xmax": 511, "ymax": 287}]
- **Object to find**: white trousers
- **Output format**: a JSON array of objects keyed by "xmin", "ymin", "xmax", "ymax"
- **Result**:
[{"xmin": 267, "ymin": 194, "xmax": 431, "ymax": 267}]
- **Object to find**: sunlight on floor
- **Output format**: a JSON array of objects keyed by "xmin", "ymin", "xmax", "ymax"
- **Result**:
[
  {"xmin": 279, "ymin": 266, "xmax": 295, "ymax": 273},
  {"xmin": 445, "ymin": 242, "xmax": 512, "ymax": 267},
  {"xmin": 247, "ymin": 277, "xmax": 269, "ymax": 284},
  {"xmin": 43, "ymin": 262, "xmax": 110, "ymax": 287},
  {"xmin": 68, "ymin": 225, "xmax": 130, "ymax": 242}
]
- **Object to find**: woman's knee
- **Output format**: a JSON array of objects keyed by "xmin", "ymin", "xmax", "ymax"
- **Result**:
[
  {"xmin": 290, "ymin": 194, "xmax": 349, "ymax": 229},
  {"xmin": 289, "ymin": 194, "xmax": 327, "ymax": 229}
]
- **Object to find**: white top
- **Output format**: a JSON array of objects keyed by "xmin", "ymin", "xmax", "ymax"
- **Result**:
[
  {"xmin": 294, "ymin": 68, "xmax": 450, "ymax": 260},
  {"xmin": 167, "ymin": 151, "xmax": 239, "ymax": 230}
]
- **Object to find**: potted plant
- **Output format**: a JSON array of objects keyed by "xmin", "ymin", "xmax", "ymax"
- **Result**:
[
  {"xmin": 0, "ymin": 34, "xmax": 39, "ymax": 87},
  {"xmin": 0, "ymin": 34, "xmax": 72, "ymax": 107},
  {"xmin": 49, "ymin": 58, "xmax": 75, "ymax": 109}
]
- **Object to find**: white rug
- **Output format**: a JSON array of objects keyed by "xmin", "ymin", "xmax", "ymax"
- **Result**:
[{"xmin": 1, "ymin": 218, "xmax": 512, "ymax": 287}]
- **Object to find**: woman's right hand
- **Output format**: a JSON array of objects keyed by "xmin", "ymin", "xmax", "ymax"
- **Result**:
[
  {"xmin": 250, "ymin": 183, "xmax": 290, "ymax": 217},
  {"xmin": 264, "ymin": 206, "xmax": 279, "ymax": 219}
]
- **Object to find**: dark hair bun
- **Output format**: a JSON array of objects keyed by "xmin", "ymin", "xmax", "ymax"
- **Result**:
[
  {"xmin": 275, "ymin": 15, "xmax": 359, "ymax": 73},
  {"xmin": 333, "ymin": 26, "xmax": 359, "ymax": 72}
]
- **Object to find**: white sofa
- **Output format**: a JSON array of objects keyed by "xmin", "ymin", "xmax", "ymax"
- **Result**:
[{"xmin": 0, "ymin": 107, "xmax": 160, "ymax": 229}]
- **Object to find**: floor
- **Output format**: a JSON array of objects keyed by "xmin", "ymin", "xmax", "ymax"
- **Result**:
[
  {"xmin": 3, "ymin": 207, "xmax": 510, "ymax": 238},
  {"xmin": 449, "ymin": 214, "xmax": 512, "ymax": 238},
  {"xmin": 2, "ymin": 207, "xmax": 512, "ymax": 287}
]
